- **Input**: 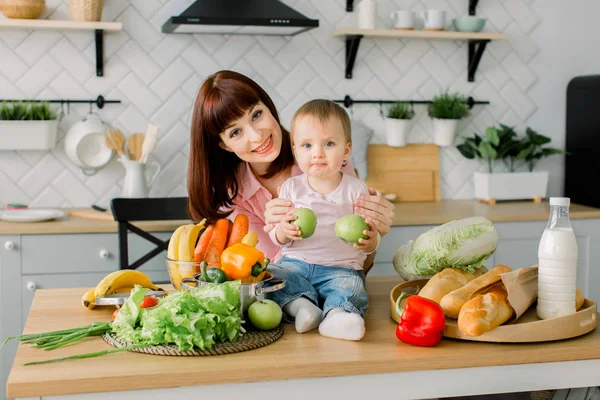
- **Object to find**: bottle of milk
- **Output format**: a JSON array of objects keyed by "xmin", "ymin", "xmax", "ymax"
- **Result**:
[{"xmin": 537, "ymin": 197, "xmax": 578, "ymax": 320}]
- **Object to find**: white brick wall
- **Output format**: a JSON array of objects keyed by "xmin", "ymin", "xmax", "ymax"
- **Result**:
[{"xmin": 0, "ymin": 0, "xmax": 568, "ymax": 208}]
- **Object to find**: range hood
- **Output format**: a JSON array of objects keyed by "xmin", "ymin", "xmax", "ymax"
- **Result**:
[{"xmin": 162, "ymin": 0, "xmax": 319, "ymax": 36}]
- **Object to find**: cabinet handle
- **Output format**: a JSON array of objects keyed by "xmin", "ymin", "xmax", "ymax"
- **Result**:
[
  {"xmin": 4, "ymin": 241, "xmax": 15, "ymax": 250},
  {"xmin": 99, "ymin": 249, "xmax": 110, "ymax": 259},
  {"xmin": 26, "ymin": 281, "xmax": 37, "ymax": 291}
]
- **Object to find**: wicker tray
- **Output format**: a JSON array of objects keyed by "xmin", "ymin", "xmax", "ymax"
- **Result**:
[
  {"xmin": 101, "ymin": 323, "xmax": 284, "ymax": 356},
  {"xmin": 390, "ymin": 279, "xmax": 597, "ymax": 343}
]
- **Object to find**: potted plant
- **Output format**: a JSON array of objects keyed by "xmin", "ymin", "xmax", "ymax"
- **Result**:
[
  {"xmin": 457, "ymin": 125, "xmax": 567, "ymax": 203},
  {"xmin": 428, "ymin": 92, "xmax": 470, "ymax": 147},
  {"xmin": 385, "ymin": 101, "xmax": 414, "ymax": 147},
  {"xmin": 0, "ymin": 101, "xmax": 59, "ymax": 150}
]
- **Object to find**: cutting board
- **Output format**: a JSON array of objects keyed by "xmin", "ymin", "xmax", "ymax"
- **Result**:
[
  {"xmin": 363, "ymin": 144, "xmax": 440, "ymax": 202},
  {"xmin": 67, "ymin": 209, "xmax": 113, "ymax": 221}
]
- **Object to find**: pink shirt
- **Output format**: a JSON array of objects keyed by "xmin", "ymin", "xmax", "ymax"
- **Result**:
[
  {"xmin": 229, "ymin": 161, "xmax": 356, "ymax": 262},
  {"xmin": 268, "ymin": 173, "xmax": 370, "ymax": 270}
]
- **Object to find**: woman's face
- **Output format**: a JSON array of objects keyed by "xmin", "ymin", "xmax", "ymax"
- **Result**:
[{"xmin": 219, "ymin": 102, "xmax": 283, "ymax": 166}]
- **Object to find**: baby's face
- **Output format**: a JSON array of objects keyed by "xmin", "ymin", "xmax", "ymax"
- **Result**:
[{"xmin": 292, "ymin": 115, "xmax": 351, "ymax": 180}]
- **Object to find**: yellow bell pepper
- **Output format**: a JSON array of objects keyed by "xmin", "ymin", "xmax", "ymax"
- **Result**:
[{"xmin": 220, "ymin": 243, "xmax": 269, "ymax": 283}]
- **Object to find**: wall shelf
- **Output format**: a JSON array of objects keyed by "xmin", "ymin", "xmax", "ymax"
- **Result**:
[
  {"xmin": 0, "ymin": 19, "xmax": 123, "ymax": 77},
  {"xmin": 347, "ymin": 0, "xmax": 481, "ymax": 14},
  {"xmin": 332, "ymin": 29, "xmax": 507, "ymax": 82}
]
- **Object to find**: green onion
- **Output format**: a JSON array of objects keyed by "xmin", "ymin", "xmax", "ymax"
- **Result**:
[
  {"xmin": 24, "ymin": 345, "xmax": 148, "ymax": 366},
  {"xmin": 0, "ymin": 322, "xmax": 112, "ymax": 351}
]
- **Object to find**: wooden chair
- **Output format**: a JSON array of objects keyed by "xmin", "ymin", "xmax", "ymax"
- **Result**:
[{"xmin": 109, "ymin": 197, "xmax": 189, "ymax": 272}]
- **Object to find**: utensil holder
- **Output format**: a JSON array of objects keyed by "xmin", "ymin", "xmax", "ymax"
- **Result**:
[{"xmin": 68, "ymin": 0, "xmax": 103, "ymax": 21}]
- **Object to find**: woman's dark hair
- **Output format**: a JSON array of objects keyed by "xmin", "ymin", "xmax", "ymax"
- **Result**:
[{"xmin": 187, "ymin": 70, "xmax": 294, "ymax": 223}]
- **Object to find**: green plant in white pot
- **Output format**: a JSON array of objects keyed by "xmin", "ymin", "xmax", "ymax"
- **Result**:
[
  {"xmin": 428, "ymin": 92, "xmax": 470, "ymax": 147},
  {"xmin": 385, "ymin": 101, "xmax": 414, "ymax": 147},
  {"xmin": 457, "ymin": 125, "xmax": 567, "ymax": 203},
  {"xmin": 0, "ymin": 101, "xmax": 59, "ymax": 150}
]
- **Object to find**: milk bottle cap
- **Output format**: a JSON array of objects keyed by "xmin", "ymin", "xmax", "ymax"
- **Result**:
[{"xmin": 549, "ymin": 197, "xmax": 570, "ymax": 206}]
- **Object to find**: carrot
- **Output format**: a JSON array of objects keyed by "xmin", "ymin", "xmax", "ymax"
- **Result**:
[
  {"xmin": 204, "ymin": 218, "xmax": 230, "ymax": 267},
  {"xmin": 227, "ymin": 219, "xmax": 233, "ymax": 243},
  {"xmin": 226, "ymin": 214, "xmax": 249, "ymax": 248},
  {"xmin": 193, "ymin": 224, "xmax": 215, "ymax": 263}
]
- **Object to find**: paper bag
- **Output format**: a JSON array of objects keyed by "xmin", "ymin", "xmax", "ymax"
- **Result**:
[{"xmin": 471, "ymin": 265, "xmax": 538, "ymax": 323}]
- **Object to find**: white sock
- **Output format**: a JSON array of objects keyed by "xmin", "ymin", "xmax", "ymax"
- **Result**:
[
  {"xmin": 318, "ymin": 308, "xmax": 365, "ymax": 341},
  {"xmin": 283, "ymin": 297, "xmax": 323, "ymax": 333}
]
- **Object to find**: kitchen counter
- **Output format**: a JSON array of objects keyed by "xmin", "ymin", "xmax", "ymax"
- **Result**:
[
  {"xmin": 7, "ymin": 277, "xmax": 600, "ymax": 399},
  {"xmin": 2, "ymin": 200, "xmax": 600, "ymax": 235}
]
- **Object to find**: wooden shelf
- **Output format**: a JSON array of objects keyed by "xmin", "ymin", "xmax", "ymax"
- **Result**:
[
  {"xmin": 333, "ymin": 28, "xmax": 506, "ymax": 41},
  {"xmin": 332, "ymin": 29, "xmax": 507, "ymax": 82},
  {"xmin": 0, "ymin": 19, "xmax": 123, "ymax": 77}
]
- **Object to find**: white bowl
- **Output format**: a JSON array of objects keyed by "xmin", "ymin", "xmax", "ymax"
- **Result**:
[{"xmin": 64, "ymin": 114, "xmax": 113, "ymax": 175}]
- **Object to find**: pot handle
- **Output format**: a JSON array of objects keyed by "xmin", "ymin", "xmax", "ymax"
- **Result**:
[
  {"xmin": 180, "ymin": 277, "xmax": 198, "ymax": 291},
  {"xmin": 255, "ymin": 279, "xmax": 286, "ymax": 296}
]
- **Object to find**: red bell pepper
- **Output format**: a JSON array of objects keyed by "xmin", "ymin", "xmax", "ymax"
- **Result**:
[{"xmin": 395, "ymin": 293, "xmax": 445, "ymax": 347}]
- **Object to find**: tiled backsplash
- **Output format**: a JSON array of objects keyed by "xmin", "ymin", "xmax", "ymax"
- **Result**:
[{"xmin": 0, "ymin": 0, "xmax": 562, "ymax": 208}]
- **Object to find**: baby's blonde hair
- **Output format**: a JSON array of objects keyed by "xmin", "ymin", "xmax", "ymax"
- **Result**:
[{"xmin": 290, "ymin": 99, "xmax": 352, "ymax": 145}]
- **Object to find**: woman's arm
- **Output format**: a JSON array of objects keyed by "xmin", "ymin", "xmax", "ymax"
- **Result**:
[{"xmin": 354, "ymin": 189, "xmax": 395, "ymax": 236}]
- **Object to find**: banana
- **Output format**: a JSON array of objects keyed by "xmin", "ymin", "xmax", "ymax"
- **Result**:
[
  {"xmin": 167, "ymin": 224, "xmax": 189, "ymax": 261},
  {"xmin": 241, "ymin": 231, "xmax": 259, "ymax": 247},
  {"xmin": 178, "ymin": 221, "xmax": 205, "ymax": 262},
  {"xmin": 81, "ymin": 288, "xmax": 97, "ymax": 310},
  {"xmin": 94, "ymin": 270, "xmax": 159, "ymax": 298},
  {"xmin": 81, "ymin": 287, "xmax": 135, "ymax": 310}
]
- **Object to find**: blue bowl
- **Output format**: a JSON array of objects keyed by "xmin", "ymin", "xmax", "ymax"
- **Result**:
[{"xmin": 453, "ymin": 16, "xmax": 486, "ymax": 32}]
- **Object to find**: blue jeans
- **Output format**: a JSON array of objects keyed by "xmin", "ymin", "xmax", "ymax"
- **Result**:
[{"xmin": 267, "ymin": 256, "xmax": 369, "ymax": 322}]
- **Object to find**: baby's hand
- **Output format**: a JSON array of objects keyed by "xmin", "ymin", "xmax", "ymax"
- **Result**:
[
  {"xmin": 354, "ymin": 218, "xmax": 378, "ymax": 253},
  {"xmin": 275, "ymin": 210, "xmax": 302, "ymax": 244}
]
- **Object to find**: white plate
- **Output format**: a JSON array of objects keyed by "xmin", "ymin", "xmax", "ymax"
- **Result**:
[{"xmin": 0, "ymin": 209, "xmax": 66, "ymax": 223}]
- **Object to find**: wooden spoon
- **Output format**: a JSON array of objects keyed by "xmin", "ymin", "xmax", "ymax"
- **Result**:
[
  {"xmin": 104, "ymin": 129, "xmax": 125, "ymax": 157},
  {"xmin": 127, "ymin": 133, "xmax": 145, "ymax": 161}
]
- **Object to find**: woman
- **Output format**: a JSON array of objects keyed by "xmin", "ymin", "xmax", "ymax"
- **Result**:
[{"xmin": 187, "ymin": 70, "xmax": 394, "ymax": 272}]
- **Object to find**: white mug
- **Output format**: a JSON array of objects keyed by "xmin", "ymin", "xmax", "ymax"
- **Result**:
[
  {"xmin": 421, "ymin": 9, "xmax": 446, "ymax": 31},
  {"xmin": 357, "ymin": 0, "xmax": 376, "ymax": 29},
  {"xmin": 390, "ymin": 10, "xmax": 414, "ymax": 30}
]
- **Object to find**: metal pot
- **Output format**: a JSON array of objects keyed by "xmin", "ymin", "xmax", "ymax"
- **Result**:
[{"xmin": 181, "ymin": 272, "xmax": 285, "ymax": 315}]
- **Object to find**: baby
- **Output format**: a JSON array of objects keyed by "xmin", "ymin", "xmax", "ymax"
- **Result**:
[{"xmin": 267, "ymin": 99, "xmax": 380, "ymax": 341}]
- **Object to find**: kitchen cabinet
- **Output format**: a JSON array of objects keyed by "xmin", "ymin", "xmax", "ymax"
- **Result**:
[{"xmin": 0, "ymin": 232, "xmax": 171, "ymax": 400}]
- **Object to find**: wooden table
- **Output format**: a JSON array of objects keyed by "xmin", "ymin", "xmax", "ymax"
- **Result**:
[
  {"xmin": 2, "ymin": 201, "xmax": 600, "ymax": 235},
  {"xmin": 7, "ymin": 277, "xmax": 600, "ymax": 400}
]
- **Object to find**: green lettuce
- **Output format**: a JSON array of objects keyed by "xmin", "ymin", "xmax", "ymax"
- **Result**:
[
  {"xmin": 399, "ymin": 217, "xmax": 499, "ymax": 277},
  {"xmin": 111, "ymin": 281, "xmax": 242, "ymax": 351}
]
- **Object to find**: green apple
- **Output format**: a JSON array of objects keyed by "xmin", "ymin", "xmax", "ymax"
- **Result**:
[
  {"xmin": 248, "ymin": 299, "xmax": 283, "ymax": 330},
  {"xmin": 291, "ymin": 207, "xmax": 317, "ymax": 238},
  {"xmin": 335, "ymin": 214, "xmax": 370, "ymax": 246}
]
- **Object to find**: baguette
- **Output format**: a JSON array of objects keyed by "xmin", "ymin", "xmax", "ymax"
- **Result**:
[
  {"xmin": 458, "ymin": 284, "xmax": 514, "ymax": 336},
  {"xmin": 440, "ymin": 264, "xmax": 512, "ymax": 318},
  {"xmin": 419, "ymin": 267, "xmax": 488, "ymax": 304},
  {"xmin": 576, "ymin": 287, "xmax": 584, "ymax": 310}
]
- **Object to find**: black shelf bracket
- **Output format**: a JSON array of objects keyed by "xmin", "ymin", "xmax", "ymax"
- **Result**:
[
  {"xmin": 469, "ymin": 0, "xmax": 479, "ymax": 15},
  {"xmin": 334, "ymin": 95, "xmax": 489, "ymax": 109},
  {"xmin": 95, "ymin": 29, "xmax": 104, "ymax": 77},
  {"xmin": 345, "ymin": 35, "xmax": 363, "ymax": 79},
  {"xmin": 468, "ymin": 40, "xmax": 489, "ymax": 82},
  {"xmin": 347, "ymin": 0, "xmax": 353, "ymax": 12}
]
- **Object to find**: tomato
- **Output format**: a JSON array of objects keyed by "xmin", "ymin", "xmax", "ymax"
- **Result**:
[
  {"xmin": 140, "ymin": 297, "xmax": 158, "ymax": 308},
  {"xmin": 112, "ymin": 309, "xmax": 119, "ymax": 320}
]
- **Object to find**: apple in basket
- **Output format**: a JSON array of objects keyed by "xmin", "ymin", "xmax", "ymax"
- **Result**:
[{"xmin": 248, "ymin": 299, "xmax": 283, "ymax": 330}]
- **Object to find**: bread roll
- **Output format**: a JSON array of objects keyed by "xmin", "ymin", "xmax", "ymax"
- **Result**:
[
  {"xmin": 419, "ymin": 267, "xmax": 488, "ymax": 304},
  {"xmin": 440, "ymin": 264, "xmax": 512, "ymax": 318},
  {"xmin": 458, "ymin": 285, "xmax": 514, "ymax": 336},
  {"xmin": 576, "ymin": 287, "xmax": 584, "ymax": 310}
]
